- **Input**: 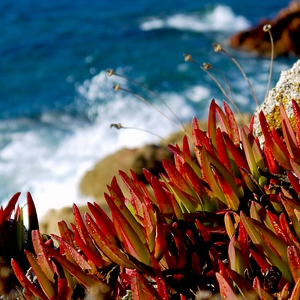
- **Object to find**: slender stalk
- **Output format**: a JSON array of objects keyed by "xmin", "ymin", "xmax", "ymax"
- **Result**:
[
  {"xmin": 110, "ymin": 123, "xmax": 167, "ymax": 142},
  {"xmin": 213, "ymin": 44, "xmax": 259, "ymax": 107},
  {"xmin": 263, "ymin": 24, "xmax": 274, "ymax": 100},
  {"xmin": 184, "ymin": 54, "xmax": 245, "ymax": 122},
  {"xmin": 112, "ymin": 84, "xmax": 192, "ymax": 141},
  {"xmin": 108, "ymin": 69, "xmax": 187, "ymax": 136}
]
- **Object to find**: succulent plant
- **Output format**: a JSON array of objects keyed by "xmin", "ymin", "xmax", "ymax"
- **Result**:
[
  {"xmin": 4, "ymin": 98, "xmax": 300, "ymax": 299},
  {"xmin": 0, "ymin": 192, "xmax": 39, "ymax": 299}
]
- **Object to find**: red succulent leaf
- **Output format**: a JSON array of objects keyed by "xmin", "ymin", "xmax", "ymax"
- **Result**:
[
  {"xmin": 73, "ymin": 204, "xmax": 101, "ymax": 259},
  {"xmin": 182, "ymin": 135, "xmax": 192, "ymax": 161},
  {"xmin": 208, "ymin": 99, "xmax": 217, "ymax": 148},
  {"xmin": 280, "ymin": 103, "xmax": 300, "ymax": 160},
  {"xmin": 150, "ymin": 253, "xmax": 169, "ymax": 299},
  {"xmin": 11, "ymin": 258, "xmax": 48, "ymax": 300},
  {"xmin": 253, "ymin": 276, "xmax": 274, "ymax": 300},
  {"xmin": 290, "ymin": 278, "xmax": 300, "ymax": 299},
  {"xmin": 122, "ymin": 270, "xmax": 161, "ymax": 300},
  {"xmin": 118, "ymin": 170, "xmax": 145, "ymax": 216},
  {"xmin": 57, "ymin": 277, "xmax": 70, "ymax": 300},
  {"xmin": 85, "ymin": 212, "xmax": 136, "ymax": 269},
  {"xmin": 287, "ymin": 246, "xmax": 300, "ymax": 282},
  {"xmin": 153, "ymin": 206, "xmax": 167, "ymax": 261},
  {"xmin": 87, "ymin": 202, "xmax": 117, "ymax": 243},
  {"xmin": 215, "ymin": 101, "xmax": 230, "ymax": 134},
  {"xmin": 183, "ymin": 162, "xmax": 213, "ymax": 210},
  {"xmin": 51, "ymin": 234, "xmax": 92, "ymax": 271},
  {"xmin": 218, "ymin": 260, "xmax": 231, "ymax": 286},
  {"xmin": 215, "ymin": 272, "xmax": 239, "ymax": 300},
  {"xmin": 215, "ymin": 170, "xmax": 240, "ymax": 211},
  {"xmin": 223, "ymin": 101, "xmax": 240, "ymax": 146},
  {"xmin": 32, "ymin": 230, "xmax": 55, "ymax": 282},
  {"xmin": 266, "ymin": 210, "xmax": 290, "ymax": 245},
  {"xmin": 27, "ymin": 192, "xmax": 39, "ymax": 232},
  {"xmin": 264, "ymin": 146, "xmax": 280, "ymax": 183},
  {"xmin": 226, "ymin": 268, "xmax": 258, "ymax": 299},
  {"xmin": 259, "ymin": 111, "xmax": 292, "ymax": 170},
  {"xmin": 288, "ymin": 171, "xmax": 300, "ymax": 195},
  {"xmin": 279, "ymin": 213, "xmax": 300, "ymax": 249},
  {"xmin": 238, "ymin": 220, "xmax": 250, "ymax": 270},
  {"xmin": 57, "ymin": 220, "xmax": 74, "ymax": 247},
  {"xmin": 216, "ymin": 128, "xmax": 233, "ymax": 174},
  {"xmin": 280, "ymin": 194, "xmax": 300, "ymax": 240},
  {"xmin": 44, "ymin": 245, "xmax": 107, "ymax": 291},
  {"xmin": 110, "ymin": 176, "xmax": 126, "ymax": 202},
  {"xmin": 70, "ymin": 223, "xmax": 110, "ymax": 269},
  {"xmin": 25, "ymin": 249, "xmax": 56, "ymax": 299},
  {"xmin": 147, "ymin": 172, "xmax": 174, "ymax": 216},
  {"xmin": 250, "ymin": 250, "xmax": 271, "ymax": 273},
  {"xmin": 162, "ymin": 159, "xmax": 197, "ymax": 198},
  {"xmin": 280, "ymin": 283, "xmax": 290, "ymax": 300},
  {"xmin": 1, "ymin": 192, "xmax": 20, "ymax": 224},
  {"xmin": 292, "ymin": 100, "xmax": 300, "ymax": 147},
  {"xmin": 105, "ymin": 194, "xmax": 152, "ymax": 266}
]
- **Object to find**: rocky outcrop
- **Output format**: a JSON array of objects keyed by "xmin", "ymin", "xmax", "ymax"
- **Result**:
[
  {"xmin": 229, "ymin": 1, "xmax": 300, "ymax": 57},
  {"xmin": 253, "ymin": 59, "xmax": 300, "ymax": 145}
]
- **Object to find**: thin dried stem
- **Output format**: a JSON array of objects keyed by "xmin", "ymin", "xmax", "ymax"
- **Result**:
[
  {"xmin": 108, "ymin": 69, "xmax": 188, "ymax": 136},
  {"xmin": 110, "ymin": 123, "xmax": 167, "ymax": 142},
  {"xmin": 112, "ymin": 84, "xmax": 192, "ymax": 141},
  {"xmin": 213, "ymin": 44, "xmax": 259, "ymax": 107},
  {"xmin": 184, "ymin": 54, "xmax": 245, "ymax": 123},
  {"xmin": 263, "ymin": 24, "xmax": 274, "ymax": 100},
  {"xmin": 203, "ymin": 63, "xmax": 234, "ymax": 102}
]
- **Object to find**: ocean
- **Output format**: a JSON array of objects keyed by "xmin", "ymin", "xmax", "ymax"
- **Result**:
[{"xmin": 0, "ymin": 0, "xmax": 295, "ymax": 217}]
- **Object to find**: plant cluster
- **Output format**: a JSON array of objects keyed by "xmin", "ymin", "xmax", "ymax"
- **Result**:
[{"xmin": 2, "ymin": 98, "xmax": 300, "ymax": 299}]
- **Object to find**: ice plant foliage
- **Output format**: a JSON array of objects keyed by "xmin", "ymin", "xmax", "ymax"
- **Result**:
[{"xmin": 3, "ymin": 99, "xmax": 300, "ymax": 299}]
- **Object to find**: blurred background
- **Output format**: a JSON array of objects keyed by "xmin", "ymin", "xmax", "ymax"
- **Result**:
[{"xmin": 0, "ymin": 0, "xmax": 295, "ymax": 216}]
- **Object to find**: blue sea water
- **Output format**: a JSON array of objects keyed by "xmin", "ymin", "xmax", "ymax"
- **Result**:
[{"xmin": 0, "ymin": 0, "xmax": 295, "ymax": 216}]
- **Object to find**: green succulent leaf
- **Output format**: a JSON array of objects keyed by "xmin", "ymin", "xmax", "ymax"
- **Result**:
[
  {"xmin": 240, "ymin": 212, "xmax": 292, "ymax": 282},
  {"xmin": 287, "ymin": 246, "xmax": 300, "ymax": 283},
  {"xmin": 105, "ymin": 193, "xmax": 152, "ymax": 266},
  {"xmin": 11, "ymin": 258, "xmax": 48, "ymax": 300},
  {"xmin": 32, "ymin": 230, "xmax": 55, "ymax": 282},
  {"xmin": 25, "ymin": 249, "xmax": 56, "ymax": 299},
  {"xmin": 226, "ymin": 268, "xmax": 259, "ymax": 300}
]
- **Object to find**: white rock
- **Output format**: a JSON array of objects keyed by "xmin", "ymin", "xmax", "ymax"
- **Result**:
[{"xmin": 253, "ymin": 59, "xmax": 300, "ymax": 146}]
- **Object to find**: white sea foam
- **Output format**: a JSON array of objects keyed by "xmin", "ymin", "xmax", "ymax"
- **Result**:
[
  {"xmin": 140, "ymin": 5, "xmax": 251, "ymax": 33},
  {"xmin": 0, "ymin": 56, "xmax": 287, "ymax": 219},
  {"xmin": 0, "ymin": 69, "xmax": 206, "ymax": 219}
]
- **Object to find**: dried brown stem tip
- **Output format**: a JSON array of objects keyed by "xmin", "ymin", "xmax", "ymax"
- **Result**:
[
  {"xmin": 213, "ymin": 43, "xmax": 222, "ymax": 52},
  {"xmin": 113, "ymin": 84, "xmax": 120, "ymax": 92},
  {"xmin": 107, "ymin": 69, "xmax": 115, "ymax": 76},
  {"xmin": 183, "ymin": 54, "xmax": 193, "ymax": 62},
  {"xmin": 110, "ymin": 123, "xmax": 123, "ymax": 129},
  {"xmin": 263, "ymin": 24, "xmax": 272, "ymax": 32},
  {"xmin": 203, "ymin": 63, "xmax": 211, "ymax": 70}
]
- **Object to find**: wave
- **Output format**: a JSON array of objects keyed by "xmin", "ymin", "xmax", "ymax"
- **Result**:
[
  {"xmin": 139, "ymin": 4, "xmax": 251, "ymax": 33},
  {"xmin": 0, "ymin": 55, "xmax": 290, "ymax": 218},
  {"xmin": 0, "ymin": 69, "xmax": 211, "ymax": 217}
]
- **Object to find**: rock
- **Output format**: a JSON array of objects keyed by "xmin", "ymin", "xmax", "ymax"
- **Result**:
[
  {"xmin": 253, "ymin": 59, "xmax": 300, "ymax": 145},
  {"xmin": 229, "ymin": 1, "xmax": 300, "ymax": 57}
]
